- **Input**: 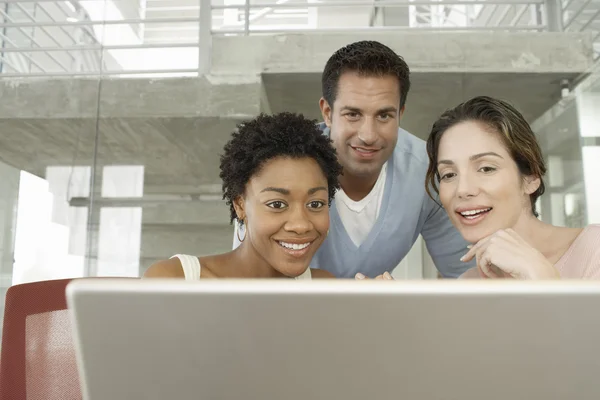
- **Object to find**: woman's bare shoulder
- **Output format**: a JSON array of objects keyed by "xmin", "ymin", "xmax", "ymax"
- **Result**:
[{"xmin": 143, "ymin": 258, "xmax": 185, "ymax": 278}]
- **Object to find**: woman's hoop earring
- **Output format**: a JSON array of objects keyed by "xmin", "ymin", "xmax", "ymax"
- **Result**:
[{"xmin": 237, "ymin": 219, "xmax": 247, "ymax": 242}]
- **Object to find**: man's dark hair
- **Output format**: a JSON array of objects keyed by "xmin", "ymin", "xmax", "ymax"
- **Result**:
[
  {"xmin": 322, "ymin": 40, "xmax": 411, "ymax": 109},
  {"xmin": 220, "ymin": 112, "xmax": 343, "ymax": 224}
]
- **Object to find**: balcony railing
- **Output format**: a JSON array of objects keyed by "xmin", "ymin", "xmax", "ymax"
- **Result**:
[{"xmin": 0, "ymin": 0, "xmax": 588, "ymax": 77}]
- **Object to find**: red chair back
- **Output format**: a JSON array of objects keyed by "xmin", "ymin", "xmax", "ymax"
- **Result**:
[{"xmin": 0, "ymin": 277, "xmax": 138, "ymax": 399}]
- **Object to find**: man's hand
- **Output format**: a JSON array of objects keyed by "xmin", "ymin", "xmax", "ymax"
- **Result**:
[{"xmin": 355, "ymin": 271, "xmax": 394, "ymax": 280}]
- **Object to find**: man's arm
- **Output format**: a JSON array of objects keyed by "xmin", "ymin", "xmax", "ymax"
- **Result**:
[{"xmin": 420, "ymin": 195, "xmax": 475, "ymax": 278}]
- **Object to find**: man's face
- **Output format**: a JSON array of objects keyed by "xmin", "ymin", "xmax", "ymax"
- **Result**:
[{"xmin": 320, "ymin": 72, "xmax": 404, "ymax": 181}]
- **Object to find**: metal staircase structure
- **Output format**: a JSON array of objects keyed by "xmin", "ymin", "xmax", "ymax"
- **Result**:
[
  {"xmin": 0, "ymin": 0, "xmax": 562, "ymax": 76},
  {"xmin": 562, "ymin": 0, "xmax": 600, "ymax": 57}
]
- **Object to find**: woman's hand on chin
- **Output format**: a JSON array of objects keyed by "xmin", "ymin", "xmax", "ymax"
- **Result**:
[{"xmin": 460, "ymin": 229, "xmax": 560, "ymax": 280}]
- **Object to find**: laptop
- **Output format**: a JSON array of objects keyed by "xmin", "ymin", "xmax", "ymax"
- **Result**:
[{"xmin": 66, "ymin": 279, "xmax": 600, "ymax": 400}]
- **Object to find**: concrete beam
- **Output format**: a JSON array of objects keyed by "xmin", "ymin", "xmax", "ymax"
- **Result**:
[
  {"xmin": 141, "ymin": 201, "xmax": 231, "ymax": 226},
  {"xmin": 260, "ymin": 71, "xmax": 585, "ymax": 139},
  {"xmin": 139, "ymin": 223, "xmax": 234, "ymax": 261},
  {"xmin": 70, "ymin": 196, "xmax": 232, "ymax": 226},
  {"xmin": 0, "ymin": 116, "xmax": 242, "ymax": 185},
  {"xmin": 211, "ymin": 32, "xmax": 594, "ymax": 74},
  {"xmin": 0, "ymin": 31, "xmax": 594, "ymax": 193},
  {"xmin": 0, "ymin": 75, "xmax": 264, "ymax": 119}
]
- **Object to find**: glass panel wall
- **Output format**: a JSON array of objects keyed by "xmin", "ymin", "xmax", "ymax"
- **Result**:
[
  {"xmin": 0, "ymin": 85, "xmax": 100, "ymax": 333},
  {"xmin": 531, "ymin": 64, "xmax": 600, "ymax": 228},
  {"xmin": 3, "ymin": 0, "xmax": 600, "ymax": 340},
  {"xmin": 574, "ymin": 70, "xmax": 600, "ymax": 225},
  {"xmin": 532, "ymin": 95, "xmax": 587, "ymax": 228}
]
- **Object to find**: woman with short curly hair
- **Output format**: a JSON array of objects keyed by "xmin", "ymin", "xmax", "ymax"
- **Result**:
[{"xmin": 144, "ymin": 112, "xmax": 342, "ymax": 279}]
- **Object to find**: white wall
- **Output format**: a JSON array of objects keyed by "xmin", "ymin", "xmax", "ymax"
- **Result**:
[{"xmin": 391, "ymin": 235, "xmax": 437, "ymax": 280}]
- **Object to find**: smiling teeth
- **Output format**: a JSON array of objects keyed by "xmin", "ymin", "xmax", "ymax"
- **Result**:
[
  {"xmin": 460, "ymin": 208, "xmax": 491, "ymax": 216},
  {"xmin": 279, "ymin": 242, "xmax": 310, "ymax": 250}
]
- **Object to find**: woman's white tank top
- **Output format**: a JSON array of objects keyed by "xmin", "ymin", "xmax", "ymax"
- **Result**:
[{"xmin": 169, "ymin": 254, "xmax": 312, "ymax": 280}]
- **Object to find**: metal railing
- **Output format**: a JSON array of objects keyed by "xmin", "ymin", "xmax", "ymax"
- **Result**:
[
  {"xmin": 0, "ymin": 1, "xmax": 104, "ymax": 75},
  {"xmin": 0, "ymin": 0, "xmax": 589, "ymax": 77},
  {"xmin": 561, "ymin": 0, "xmax": 600, "ymax": 57}
]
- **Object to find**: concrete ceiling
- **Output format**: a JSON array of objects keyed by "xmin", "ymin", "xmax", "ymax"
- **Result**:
[
  {"xmin": 1, "ymin": 29, "xmax": 592, "ymax": 196},
  {"xmin": 262, "ymin": 71, "xmax": 575, "ymax": 140},
  {"xmin": 0, "ymin": 116, "xmax": 240, "ymax": 192},
  {"xmin": 0, "ymin": 71, "xmax": 577, "ymax": 196}
]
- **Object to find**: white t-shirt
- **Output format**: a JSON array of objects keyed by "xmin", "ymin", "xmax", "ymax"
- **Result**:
[{"xmin": 335, "ymin": 162, "xmax": 387, "ymax": 247}]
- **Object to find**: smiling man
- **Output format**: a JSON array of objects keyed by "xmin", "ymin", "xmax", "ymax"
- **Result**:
[{"xmin": 234, "ymin": 40, "xmax": 474, "ymax": 278}]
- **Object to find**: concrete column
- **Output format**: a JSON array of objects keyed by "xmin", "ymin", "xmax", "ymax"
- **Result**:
[
  {"xmin": 544, "ymin": 0, "xmax": 563, "ymax": 32},
  {"xmin": 96, "ymin": 165, "xmax": 144, "ymax": 277},
  {"xmin": 199, "ymin": 0, "xmax": 212, "ymax": 74},
  {"xmin": 392, "ymin": 235, "xmax": 425, "ymax": 279},
  {"xmin": 84, "ymin": 167, "xmax": 102, "ymax": 278},
  {"xmin": 577, "ymin": 90, "xmax": 600, "ymax": 224},
  {"xmin": 0, "ymin": 161, "xmax": 19, "ymax": 278},
  {"xmin": 422, "ymin": 248, "xmax": 437, "ymax": 279},
  {"xmin": 0, "ymin": 160, "xmax": 20, "ymax": 332},
  {"xmin": 581, "ymin": 141, "xmax": 600, "ymax": 224}
]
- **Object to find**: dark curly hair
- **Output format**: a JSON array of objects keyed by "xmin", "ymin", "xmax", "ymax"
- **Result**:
[
  {"xmin": 322, "ymin": 40, "xmax": 411, "ymax": 109},
  {"xmin": 219, "ymin": 112, "xmax": 343, "ymax": 225}
]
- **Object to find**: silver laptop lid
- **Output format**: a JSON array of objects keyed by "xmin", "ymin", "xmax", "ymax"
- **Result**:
[{"xmin": 67, "ymin": 279, "xmax": 600, "ymax": 400}]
